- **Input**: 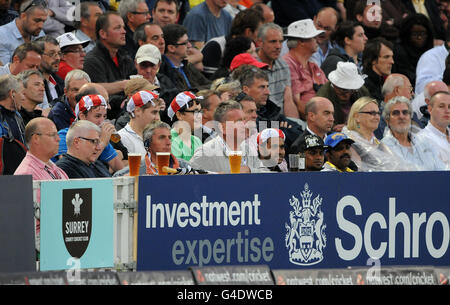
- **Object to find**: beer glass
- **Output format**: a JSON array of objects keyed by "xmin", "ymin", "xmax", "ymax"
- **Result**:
[
  {"xmin": 102, "ymin": 119, "xmax": 121, "ymax": 143},
  {"xmin": 128, "ymin": 153, "xmax": 142, "ymax": 176},
  {"xmin": 228, "ymin": 151, "xmax": 242, "ymax": 174},
  {"xmin": 288, "ymin": 154, "xmax": 299, "ymax": 172},
  {"xmin": 156, "ymin": 152, "xmax": 170, "ymax": 175}
]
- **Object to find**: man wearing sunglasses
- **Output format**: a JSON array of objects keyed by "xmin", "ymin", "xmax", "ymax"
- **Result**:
[
  {"xmin": 381, "ymin": 96, "xmax": 446, "ymax": 171},
  {"xmin": 56, "ymin": 120, "xmax": 112, "ymax": 178},
  {"xmin": 0, "ymin": 0, "xmax": 47, "ymax": 66}
]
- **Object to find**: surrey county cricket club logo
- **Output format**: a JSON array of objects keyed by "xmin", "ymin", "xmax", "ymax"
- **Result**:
[
  {"xmin": 285, "ymin": 183, "xmax": 326, "ymax": 266},
  {"xmin": 62, "ymin": 189, "xmax": 92, "ymax": 258}
]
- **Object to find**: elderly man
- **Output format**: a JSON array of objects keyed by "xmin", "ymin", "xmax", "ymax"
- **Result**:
[
  {"xmin": 56, "ymin": 120, "xmax": 111, "ymax": 178},
  {"xmin": 0, "ymin": 0, "xmax": 47, "ymax": 65},
  {"xmin": 190, "ymin": 100, "xmax": 251, "ymax": 173},
  {"xmin": 15, "ymin": 117, "xmax": 68, "ymax": 179},
  {"xmin": 418, "ymin": 91, "xmax": 450, "ymax": 167},
  {"xmin": 72, "ymin": 1, "xmax": 103, "ymax": 54},
  {"xmin": 118, "ymin": 0, "xmax": 151, "ymax": 59},
  {"xmin": 0, "ymin": 74, "xmax": 26, "ymax": 144},
  {"xmin": 48, "ymin": 69, "xmax": 91, "ymax": 130},
  {"xmin": 17, "ymin": 69, "xmax": 45, "ymax": 126},
  {"xmin": 55, "ymin": 32, "xmax": 89, "ymax": 80},
  {"xmin": 256, "ymin": 22, "xmax": 299, "ymax": 119},
  {"xmin": 322, "ymin": 132, "xmax": 356, "ymax": 172},
  {"xmin": 381, "ymin": 96, "xmax": 446, "ymax": 171},
  {"xmin": 0, "ymin": 42, "xmax": 42, "ymax": 76}
]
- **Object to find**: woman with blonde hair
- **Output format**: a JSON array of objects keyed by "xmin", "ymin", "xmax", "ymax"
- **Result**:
[{"xmin": 343, "ymin": 96, "xmax": 403, "ymax": 171}]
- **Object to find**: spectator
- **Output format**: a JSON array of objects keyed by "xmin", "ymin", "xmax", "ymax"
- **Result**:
[
  {"xmin": 415, "ymin": 23, "xmax": 450, "ymax": 95},
  {"xmin": 381, "ymin": 96, "xmax": 447, "ymax": 170},
  {"xmin": 322, "ymin": 132, "xmax": 355, "ymax": 172},
  {"xmin": 417, "ymin": 91, "xmax": 450, "ymax": 167},
  {"xmin": 167, "ymin": 91, "xmax": 203, "ymax": 160},
  {"xmin": 392, "ymin": 14, "xmax": 434, "ymax": 89},
  {"xmin": 83, "ymin": 11, "xmax": 135, "ymax": 120},
  {"xmin": 296, "ymin": 134, "xmax": 326, "ymax": 171},
  {"xmin": 35, "ymin": 35, "xmax": 64, "ymax": 111},
  {"xmin": 48, "ymin": 69, "xmax": 91, "ymax": 130},
  {"xmin": 250, "ymin": 2, "xmax": 274, "ymax": 23},
  {"xmin": 0, "ymin": 74, "xmax": 26, "ymax": 144},
  {"xmin": 119, "ymin": 0, "xmax": 151, "ymax": 59},
  {"xmin": 43, "ymin": 0, "xmax": 76, "ymax": 38},
  {"xmin": 182, "ymin": 0, "xmax": 232, "ymax": 50},
  {"xmin": 134, "ymin": 22, "xmax": 165, "ymax": 54},
  {"xmin": 17, "ymin": 69, "xmax": 45, "ymax": 126},
  {"xmin": 0, "ymin": 42, "xmax": 43, "ymax": 76},
  {"xmin": 134, "ymin": 43, "xmax": 178, "ymax": 111},
  {"xmin": 247, "ymin": 127, "xmax": 288, "ymax": 172},
  {"xmin": 321, "ymin": 20, "xmax": 367, "ymax": 77},
  {"xmin": 362, "ymin": 37, "xmax": 394, "ymax": 103},
  {"xmin": 201, "ymin": 8, "xmax": 263, "ymax": 79},
  {"xmin": 256, "ymin": 22, "xmax": 299, "ymax": 119},
  {"xmin": 118, "ymin": 90, "xmax": 162, "ymax": 155},
  {"xmin": 317, "ymin": 61, "xmax": 369, "ymax": 132},
  {"xmin": 14, "ymin": 117, "xmax": 68, "ymax": 179},
  {"xmin": 72, "ymin": 1, "xmax": 103, "ymax": 54},
  {"xmin": 210, "ymin": 77, "xmax": 241, "ymax": 101},
  {"xmin": 412, "ymin": 80, "xmax": 448, "ymax": 124},
  {"xmin": 0, "ymin": 0, "xmax": 47, "ymax": 65},
  {"xmin": 282, "ymin": 19, "xmax": 328, "ymax": 119},
  {"xmin": 194, "ymin": 88, "xmax": 221, "ymax": 143},
  {"xmin": 56, "ymin": 120, "xmax": 112, "ymax": 178},
  {"xmin": 310, "ymin": 7, "xmax": 339, "ymax": 67},
  {"xmin": 54, "ymin": 94, "xmax": 125, "ymax": 173},
  {"xmin": 55, "ymin": 32, "xmax": 89, "ymax": 80},
  {"xmin": 289, "ymin": 96, "xmax": 334, "ymax": 154},
  {"xmin": 0, "ymin": 0, "xmax": 18, "ymax": 27},
  {"xmin": 159, "ymin": 23, "xmax": 211, "ymax": 92},
  {"xmin": 152, "ymin": 0, "xmax": 179, "ymax": 27},
  {"xmin": 190, "ymin": 100, "xmax": 251, "ymax": 173},
  {"xmin": 353, "ymin": 0, "xmax": 383, "ymax": 40}
]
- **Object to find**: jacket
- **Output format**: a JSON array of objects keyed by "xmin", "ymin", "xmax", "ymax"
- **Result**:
[{"xmin": 47, "ymin": 95, "xmax": 75, "ymax": 131}]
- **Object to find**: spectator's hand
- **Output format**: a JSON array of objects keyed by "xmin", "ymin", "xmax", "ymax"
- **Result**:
[
  {"xmin": 240, "ymin": 166, "xmax": 251, "ymax": 173},
  {"xmin": 100, "ymin": 121, "xmax": 116, "ymax": 147}
]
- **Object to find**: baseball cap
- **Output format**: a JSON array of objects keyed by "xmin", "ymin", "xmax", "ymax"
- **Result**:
[
  {"xmin": 298, "ymin": 134, "xmax": 326, "ymax": 152},
  {"xmin": 75, "ymin": 94, "xmax": 108, "ymax": 118},
  {"xmin": 230, "ymin": 53, "xmax": 269, "ymax": 72},
  {"xmin": 324, "ymin": 132, "xmax": 355, "ymax": 150},
  {"xmin": 167, "ymin": 91, "xmax": 203, "ymax": 120},
  {"xmin": 57, "ymin": 32, "xmax": 89, "ymax": 49},
  {"xmin": 135, "ymin": 44, "xmax": 161, "ymax": 65},
  {"xmin": 284, "ymin": 19, "xmax": 324, "ymax": 40},
  {"xmin": 257, "ymin": 128, "xmax": 286, "ymax": 145},
  {"xmin": 127, "ymin": 90, "xmax": 159, "ymax": 114}
]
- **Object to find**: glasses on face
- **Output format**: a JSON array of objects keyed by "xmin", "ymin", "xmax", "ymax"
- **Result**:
[
  {"xmin": 131, "ymin": 11, "xmax": 151, "ymax": 15},
  {"xmin": 78, "ymin": 136, "xmax": 100, "ymax": 146},
  {"xmin": 359, "ymin": 111, "xmax": 381, "ymax": 116},
  {"xmin": 34, "ymin": 132, "xmax": 59, "ymax": 138},
  {"xmin": 63, "ymin": 47, "xmax": 85, "ymax": 54},
  {"xmin": 43, "ymin": 51, "xmax": 62, "ymax": 58},
  {"xmin": 173, "ymin": 41, "xmax": 189, "ymax": 46},
  {"xmin": 410, "ymin": 31, "xmax": 427, "ymax": 38},
  {"xmin": 182, "ymin": 109, "xmax": 202, "ymax": 114},
  {"xmin": 391, "ymin": 109, "xmax": 410, "ymax": 116},
  {"xmin": 21, "ymin": 0, "xmax": 48, "ymax": 13},
  {"xmin": 334, "ymin": 85, "xmax": 356, "ymax": 95}
]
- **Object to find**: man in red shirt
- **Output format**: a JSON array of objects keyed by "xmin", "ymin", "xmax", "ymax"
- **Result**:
[{"xmin": 55, "ymin": 32, "xmax": 89, "ymax": 80}]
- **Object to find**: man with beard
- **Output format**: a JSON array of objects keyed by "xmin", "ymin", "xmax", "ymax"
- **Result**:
[
  {"xmin": 0, "ymin": 0, "xmax": 47, "ymax": 65},
  {"xmin": 381, "ymin": 96, "xmax": 446, "ymax": 170},
  {"xmin": 35, "ymin": 35, "xmax": 64, "ymax": 111},
  {"xmin": 322, "ymin": 132, "xmax": 355, "ymax": 172},
  {"xmin": 17, "ymin": 69, "xmax": 45, "ymax": 126}
]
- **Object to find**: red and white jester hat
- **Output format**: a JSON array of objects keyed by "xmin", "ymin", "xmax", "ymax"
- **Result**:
[
  {"xmin": 167, "ymin": 91, "xmax": 203, "ymax": 120},
  {"xmin": 75, "ymin": 94, "xmax": 108, "ymax": 118},
  {"xmin": 127, "ymin": 90, "xmax": 159, "ymax": 116},
  {"xmin": 257, "ymin": 128, "xmax": 286, "ymax": 145}
]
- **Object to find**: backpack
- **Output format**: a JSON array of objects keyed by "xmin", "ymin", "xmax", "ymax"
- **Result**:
[{"xmin": 0, "ymin": 137, "xmax": 27, "ymax": 175}]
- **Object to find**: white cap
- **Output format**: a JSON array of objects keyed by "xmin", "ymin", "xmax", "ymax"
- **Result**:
[
  {"xmin": 284, "ymin": 19, "xmax": 324, "ymax": 39},
  {"xmin": 328, "ymin": 62, "xmax": 365, "ymax": 90},
  {"xmin": 135, "ymin": 44, "xmax": 161, "ymax": 65},
  {"xmin": 56, "ymin": 32, "xmax": 89, "ymax": 49}
]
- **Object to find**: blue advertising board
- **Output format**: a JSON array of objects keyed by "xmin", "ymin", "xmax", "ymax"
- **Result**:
[
  {"xmin": 137, "ymin": 171, "xmax": 450, "ymax": 271},
  {"xmin": 40, "ymin": 178, "xmax": 114, "ymax": 271}
]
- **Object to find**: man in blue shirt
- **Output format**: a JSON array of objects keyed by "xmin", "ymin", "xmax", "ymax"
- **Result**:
[
  {"xmin": 182, "ymin": 0, "xmax": 232, "ymax": 50},
  {"xmin": 0, "ymin": 0, "xmax": 47, "ymax": 65}
]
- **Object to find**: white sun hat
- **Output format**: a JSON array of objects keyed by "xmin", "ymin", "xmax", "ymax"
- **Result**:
[
  {"xmin": 328, "ymin": 61, "xmax": 365, "ymax": 90},
  {"xmin": 284, "ymin": 19, "xmax": 324, "ymax": 40}
]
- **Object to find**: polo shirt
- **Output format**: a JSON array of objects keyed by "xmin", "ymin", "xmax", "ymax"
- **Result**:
[
  {"xmin": 118, "ymin": 123, "xmax": 146, "ymax": 155},
  {"xmin": 14, "ymin": 151, "xmax": 69, "ymax": 180}
]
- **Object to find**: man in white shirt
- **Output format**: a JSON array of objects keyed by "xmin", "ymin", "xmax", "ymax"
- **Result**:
[{"xmin": 418, "ymin": 91, "xmax": 450, "ymax": 167}]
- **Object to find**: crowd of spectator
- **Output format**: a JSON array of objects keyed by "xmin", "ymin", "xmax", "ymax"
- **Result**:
[{"xmin": 0, "ymin": 0, "xmax": 447, "ymax": 180}]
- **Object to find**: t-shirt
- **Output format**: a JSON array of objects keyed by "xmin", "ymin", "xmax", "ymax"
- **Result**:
[{"xmin": 182, "ymin": 2, "xmax": 232, "ymax": 43}]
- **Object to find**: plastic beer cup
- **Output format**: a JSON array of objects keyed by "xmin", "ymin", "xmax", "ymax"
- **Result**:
[
  {"xmin": 128, "ymin": 153, "xmax": 142, "ymax": 176},
  {"xmin": 156, "ymin": 152, "xmax": 170, "ymax": 175},
  {"xmin": 228, "ymin": 151, "xmax": 242, "ymax": 174}
]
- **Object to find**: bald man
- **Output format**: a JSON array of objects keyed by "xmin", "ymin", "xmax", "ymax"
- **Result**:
[{"xmin": 412, "ymin": 80, "xmax": 449, "ymax": 124}]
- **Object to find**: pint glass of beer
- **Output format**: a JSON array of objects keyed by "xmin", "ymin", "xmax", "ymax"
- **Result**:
[
  {"xmin": 156, "ymin": 152, "xmax": 170, "ymax": 175},
  {"xmin": 228, "ymin": 151, "xmax": 242, "ymax": 174},
  {"xmin": 128, "ymin": 153, "xmax": 142, "ymax": 176}
]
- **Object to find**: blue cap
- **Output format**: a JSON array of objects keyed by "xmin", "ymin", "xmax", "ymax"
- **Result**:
[{"xmin": 324, "ymin": 132, "xmax": 354, "ymax": 150}]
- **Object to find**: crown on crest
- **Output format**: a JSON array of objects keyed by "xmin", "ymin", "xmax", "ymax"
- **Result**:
[{"xmin": 300, "ymin": 183, "xmax": 313, "ymax": 208}]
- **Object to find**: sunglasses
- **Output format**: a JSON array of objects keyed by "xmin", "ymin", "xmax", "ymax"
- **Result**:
[
  {"xmin": 391, "ymin": 109, "xmax": 410, "ymax": 116},
  {"xmin": 359, "ymin": 111, "xmax": 381, "ymax": 116},
  {"xmin": 21, "ymin": 0, "xmax": 48, "ymax": 13}
]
